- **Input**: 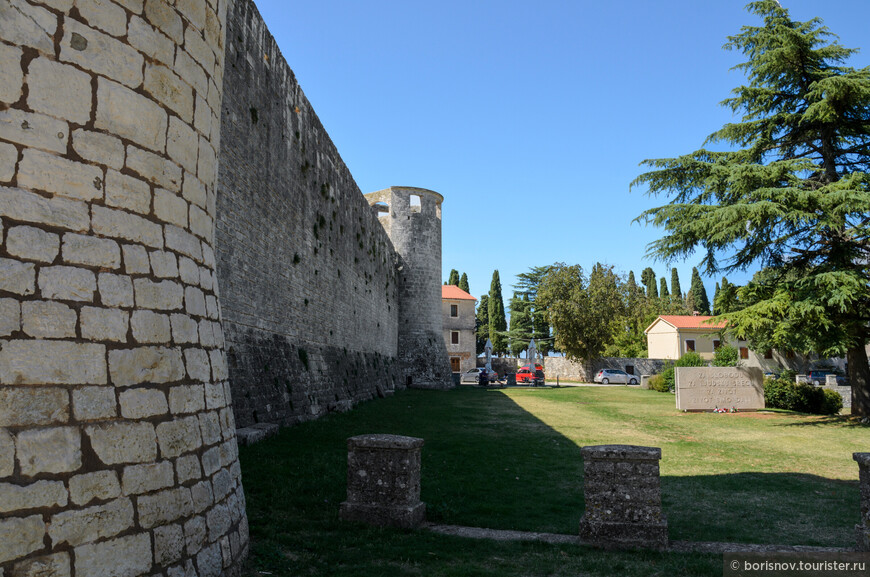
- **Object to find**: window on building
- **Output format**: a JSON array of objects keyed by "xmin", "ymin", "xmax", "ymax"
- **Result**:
[
  {"xmin": 450, "ymin": 357, "xmax": 460, "ymax": 372},
  {"xmin": 625, "ymin": 365, "xmax": 634, "ymax": 375},
  {"xmin": 409, "ymin": 194, "xmax": 422, "ymax": 213},
  {"xmin": 450, "ymin": 304, "xmax": 458, "ymax": 317},
  {"xmin": 713, "ymin": 339, "xmax": 721, "ymax": 350},
  {"xmin": 451, "ymin": 331, "xmax": 459, "ymax": 345},
  {"xmin": 739, "ymin": 347, "xmax": 749, "ymax": 359},
  {"xmin": 764, "ymin": 349, "xmax": 773, "ymax": 359},
  {"xmin": 685, "ymin": 339, "xmax": 695, "ymax": 352}
]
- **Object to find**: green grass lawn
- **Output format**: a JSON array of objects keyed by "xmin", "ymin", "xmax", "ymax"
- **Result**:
[{"xmin": 238, "ymin": 386, "xmax": 870, "ymax": 576}]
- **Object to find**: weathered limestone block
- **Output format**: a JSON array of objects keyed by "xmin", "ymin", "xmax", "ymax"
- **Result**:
[
  {"xmin": 80, "ymin": 306, "xmax": 129, "ymax": 342},
  {"xmin": 0, "ymin": 142, "xmax": 17, "ymax": 182},
  {"xmin": 0, "ymin": 108, "xmax": 68, "ymax": 154},
  {"xmin": 0, "ymin": 515, "xmax": 45, "ymax": 564},
  {"xmin": 137, "ymin": 486, "xmax": 194, "ymax": 528},
  {"xmin": 73, "ymin": 533, "xmax": 152, "ymax": 577},
  {"xmin": 0, "ymin": 387, "xmax": 69, "ymax": 427},
  {"xmin": 69, "ymin": 470, "xmax": 121, "ymax": 506},
  {"xmin": 855, "ymin": 452, "xmax": 870, "ymax": 551},
  {"xmin": 60, "ymin": 20, "xmax": 144, "ymax": 88},
  {"xmin": 126, "ymin": 145, "xmax": 182, "ymax": 192},
  {"xmin": 0, "ymin": 42, "xmax": 23, "ymax": 104},
  {"xmin": 26, "ymin": 57, "xmax": 93, "ymax": 124},
  {"xmin": 154, "ymin": 522, "xmax": 185, "ymax": 566},
  {"xmin": 168, "ymin": 384, "xmax": 206, "ymax": 415},
  {"xmin": 150, "ymin": 250, "xmax": 180, "ymax": 278},
  {"xmin": 0, "ymin": 480, "xmax": 67, "ymax": 513},
  {"xmin": 0, "ymin": 429, "xmax": 14, "ymax": 477},
  {"xmin": 10, "ymin": 551, "xmax": 71, "ymax": 577},
  {"xmin": 0, "ymin": 341, "xmax": 106, "ymax": 385},
  {"xmin": 119, "ymin": 388, "xmax": 169, "ymax": 419},
  {"xmin": 21, "ymin": 300, "xmax": 77, "ymax": 339},
  {"xmin": 72, "ymin": 386, "xmax": 118, "ymax": 421},
  {"xmin": 0, "ymin": 258, "xmax": 36, "ymax": 296},
  {"xmin": 49, "ymin": 497, "xmax": 134, "ymax": 546},
  {"xmin": 0, "ymin": 298, "xmax": 20, "ymax": 337},
  {"xmin": 86, "ymin": 422, "xmax": 157, "ymax": 465},
  {"xmin": 109, "ymin": 346, "xmax": 185, "ymax": 387},
  {"xmin": 122, "ymin": 461, "xmax": 174, "ymax": 495},
  {"xmin": 17, "ymin": 149, "xmax": 104, "ymax": 203},
  {"xmin": 339, "ymin": 434, "xmax": 425, "ymax": 528},
  {"xmin": 131, "ymin": 310, "xmax": 172, "ymax": 343},
  {"xmin": 98, "ymin": 273, "xmax": 135, "ymax": 308},
  {"xmin": 156, "ymin": 416, "xmax": 203, "ymax": 458},
  {"xmin": 62, "ymin": 233, "xmax": 122, "ymax": 269},
  {"xmin": 38, "ymin": 265, "xmax": 97, "ymax": 302},
  {"xmin": 73, "ymin": 130, "xmax": 125, "ymax": 171},
  {"xmin": 92, "ymin": 205, "xmax": 165, "ymax": 249},
  {"xmin": 6, "ymin": 225, "xmax": 60, "ymax": 263},
  {"xmin": 0, "ymin": 187, "xmax": 90, "ymax": 232},
  {"xmin": 134, "ymin": 278, "xmax": 184, "ymax": 311},
  {"xmin": 16, "ymin": 427, "xmax": 82, "ymax": 476},
  {"xmin": 579, "ymin": 445, "xmax": 668, "ymax": 550}
]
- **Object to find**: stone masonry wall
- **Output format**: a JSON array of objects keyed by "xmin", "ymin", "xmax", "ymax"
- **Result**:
[
  {"xmin": 0, "ymin": 1, "xmax": 248, "ymax": 575},
  {"xmin": 215, "ymin": 0, "xmax": 402, "ymax": 428}
]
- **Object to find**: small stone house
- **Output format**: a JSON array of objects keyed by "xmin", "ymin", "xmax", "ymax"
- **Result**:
[
  {"xmin": 442, "ymin": 285, "xmax": 477, "ymax": 374},
  {"xmin": 644, "ymin": 314, "xmax": 821, "ymax": 372}
]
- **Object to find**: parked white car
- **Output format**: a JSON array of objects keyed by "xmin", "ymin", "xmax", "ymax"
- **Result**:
[
  {"xmin": 460, "ymin": 367, "xmax": 498, "ymax": 384},
  {"xmin": 593, "ymin": 369, "xmax": 638, "ymax": 385}
]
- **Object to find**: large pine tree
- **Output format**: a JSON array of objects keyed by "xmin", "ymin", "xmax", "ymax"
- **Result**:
[
  {"xmin": 488, "ymin": 270, "xmax": 508, "ymax": 355},
  {"xmin": 633, "ymin": 1, "xmax": 870, "ymax": 413}
]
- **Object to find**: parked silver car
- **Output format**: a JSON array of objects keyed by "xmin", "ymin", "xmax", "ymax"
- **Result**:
[
  {"xmin": 593, "ymin": 369, "xmax": 638, "ymax": 385},
  {"xmin": 460, "ymin": 367, "xmax": 498, "ymax": 384}
]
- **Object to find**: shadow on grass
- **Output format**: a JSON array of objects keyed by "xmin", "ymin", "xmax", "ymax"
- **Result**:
[
  {"xmin": 774, "ymin": 413, "xmax": 870, "ymax": 428},
  {"xmin": 237, "ymin": 387, "xmax": 861, "ymax": 576}
]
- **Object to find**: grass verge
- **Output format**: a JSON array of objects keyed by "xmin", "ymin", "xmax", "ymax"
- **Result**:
[{"xmin": 239, "ymin": 386, "xmax": 869, "ymax": 576}]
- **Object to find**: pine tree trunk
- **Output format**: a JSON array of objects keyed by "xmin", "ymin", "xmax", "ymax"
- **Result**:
[{"xmin": 848, "ymin": 343, "xmax": 870, "ymax": 416}]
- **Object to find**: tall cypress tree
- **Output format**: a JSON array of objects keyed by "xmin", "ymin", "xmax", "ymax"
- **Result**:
[
  {"xmin": 640, "ymin": 267, "xmax": 658, "ymax": 299},
  {"xmin": 670, "ymin": 268, "xmax": 682, "ymax": 299},
  {"xmin": 458, "ymin": 272, "xmax": 470, "ymax": 293},
  {"xmin": 489, "ymin": 270, "xmax": 508, "ymax": 355},
  {"xmin": 476, "ymin": 294, "xmax": 489, "ymax": 354},
  {"xmin": 659, "ymin": 277, "xmax": 669, "ymax": 298},
  {"xmin": 713, "ymin": 282, "xmax": 721, "ymax": 314},
  {"xmin": 447, "ymin": 269, "xmax": 460, "ymax": 286},
  {"xmin": 689, "ymin": 267, "xmax": 710, "ymax": 314}
]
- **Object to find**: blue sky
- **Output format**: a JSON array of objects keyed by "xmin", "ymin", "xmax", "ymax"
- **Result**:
[{"xmin": 251, "ymin": 0, "xmax": 870, "ymax": 303}]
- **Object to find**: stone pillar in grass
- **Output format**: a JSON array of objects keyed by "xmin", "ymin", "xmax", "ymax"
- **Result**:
[
  {"xmin": 340, "ymin": 434, "xmax": 426, "ymax": 528},
  {"xmin": 855, "ymin": 452, "xmax": 870, "ymax": 550},
  {"xmin": 579, "ymin": 445, "xmax": 668, "ymax": 549},
  {"xmin": 0, "ymin": 1, "xmax": 247, "ymax": 575}
]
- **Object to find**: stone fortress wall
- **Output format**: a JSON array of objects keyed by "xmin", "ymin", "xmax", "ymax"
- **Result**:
[
  {"xmin": 215, "ymin": 0, "xmax": 406, "ymax": 428},
  {"xmin": 0, "ymin": 0, "xmax": 451, "ymax": 573},
  {"xmin": 0, "ymin": 0, "xmax": 248, "ymax": 576}
]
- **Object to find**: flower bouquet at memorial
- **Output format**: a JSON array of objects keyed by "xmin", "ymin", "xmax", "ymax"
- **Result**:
[{"xmin": 713, "ymin": 406, "xmax": 728, "ymax": 413}]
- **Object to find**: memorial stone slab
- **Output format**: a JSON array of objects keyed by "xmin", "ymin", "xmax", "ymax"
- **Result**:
[{"xmin": 675, "ymin": 366, "xmax": 764, "ymax": 412}]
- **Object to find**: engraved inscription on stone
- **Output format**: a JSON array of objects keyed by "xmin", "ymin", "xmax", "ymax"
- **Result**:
[{"xmin": 675, "ymin": 367, "xmax": 764, "ymax": 411}]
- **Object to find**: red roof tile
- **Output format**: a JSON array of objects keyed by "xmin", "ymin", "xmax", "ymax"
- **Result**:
[
  {"xmin": 441, "ymin": 285, "xmax": 476, "ymax": 301},
  {"xmin": 656, "ymin": 315, "xmax": 727, "ymax": 330}
]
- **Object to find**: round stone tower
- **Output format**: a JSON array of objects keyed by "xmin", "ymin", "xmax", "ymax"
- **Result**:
[
  {"xmin": 366, "ymin": 187, "xmax": 452, "ymax": 389},
  {"xmin": 0, "ymin": 1, "xmax": 247, "ymax": 576}
]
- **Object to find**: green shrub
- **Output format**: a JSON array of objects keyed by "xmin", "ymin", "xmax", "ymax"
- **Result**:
[
  {"xmin": 648, "ymin": 374, "xmax": 670, "ymax": 393},
  {"xmin": 713, "ymin": 345, "xmax": 738, "ymax": 367},
  {"xmin": 661, "ymin": 352, "xmax": 706, "ymax": 391},
  {"xmin": 763, "ymin": 377, "xmax": 843, "ymax": 415}
]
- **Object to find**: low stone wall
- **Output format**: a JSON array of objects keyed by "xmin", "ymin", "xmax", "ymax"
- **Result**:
[{"xmin": 541, "ymin": 357, "xmax": 668, "ymax": 383}]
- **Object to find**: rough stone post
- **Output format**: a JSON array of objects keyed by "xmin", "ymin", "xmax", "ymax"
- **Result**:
[
  {"xmin": 0, "ymin": 0, "xmax": 247, "ymax": 575},
  {"xmin": 579, "ymin": 445, "xmax": 668, "ymax": 549},
  {"xmin": 340, "ymin": 434, "xmax": 426, "ymax": 528},
  {"xmin": 854, "ymin": 453, "xmax": 870, "ymax": 550}
]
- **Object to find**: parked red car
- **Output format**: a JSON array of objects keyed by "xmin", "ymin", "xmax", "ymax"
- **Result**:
[{"xmin": 516, "ymin": 365, "xmax": 545, "ymax": 385}]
